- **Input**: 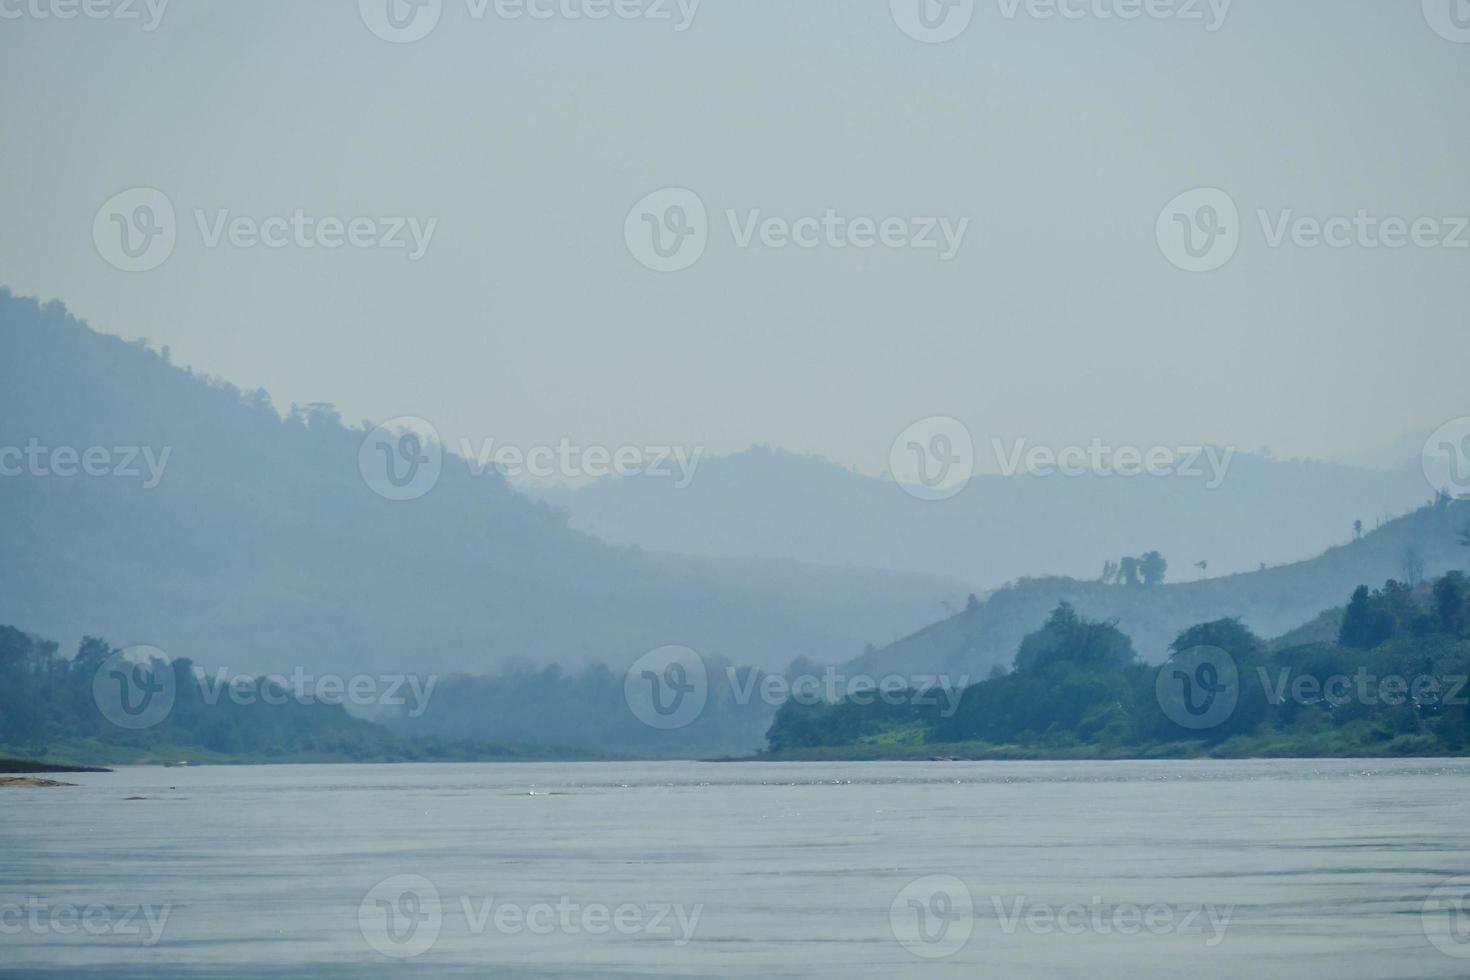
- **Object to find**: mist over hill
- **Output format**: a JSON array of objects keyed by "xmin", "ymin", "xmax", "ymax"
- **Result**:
[
  {"xmin": 841, "ymin": 498, "xmax": 1470, "ymax": 681},
  {"xmin": 0, "ymin": 291, "xmax": 968, "ymax": 677},
  {"xmin": 532, "ymin": 444, "xmax": 1432, "ymax": 586},
  {"xmin": 4, "ymin": 287, "xmax": 1462, "ymax": 729}
]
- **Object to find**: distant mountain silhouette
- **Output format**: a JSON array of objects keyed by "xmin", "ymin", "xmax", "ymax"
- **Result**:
[
  {"xmin": 533, "ymin": 444, "xmax": 1434, "ymax": 586},
  {"xmin": 0, "ymin": 291, "xmax": 968, "ymax": 677}
]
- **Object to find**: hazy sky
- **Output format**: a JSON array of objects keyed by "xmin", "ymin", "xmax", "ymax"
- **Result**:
[{"xmin": 2, "ymin": 0, "xmax": 1467, "ymax": 476}]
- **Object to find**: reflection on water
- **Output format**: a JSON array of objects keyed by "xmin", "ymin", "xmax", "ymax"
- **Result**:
[{"xmin": 3, "ymin": 759, "xmax": 1470, "ymax": 978}]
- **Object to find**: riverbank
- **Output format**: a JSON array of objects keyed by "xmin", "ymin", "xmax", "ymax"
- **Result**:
[
  {"xmin": 0, "ymin": 756, "xmax": 111, "ymax": 773},
  {"xmin": 746, "ymin": 732, "xmax": 1470, "ymax": 762}
]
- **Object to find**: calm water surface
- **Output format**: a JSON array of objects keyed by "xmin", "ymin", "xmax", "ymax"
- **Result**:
[{"xmin": 4, "ymin": 759, "xmax": 1470, "ymax": 978}]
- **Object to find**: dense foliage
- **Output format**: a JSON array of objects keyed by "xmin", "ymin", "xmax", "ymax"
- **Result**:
[
  {"xmin": 843, "ymin": 497, "xmax": 1470, "ymax": 682},
  {"xmin": 766, "ymin": 571, "xmax": 1470, "ymax": 759},
  {"xmin": 0, "ymin": 628, "xmax": 576, "ymax": 764}
]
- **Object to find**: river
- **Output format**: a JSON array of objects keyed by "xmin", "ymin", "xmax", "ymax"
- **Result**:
[{"xmin": 4, "ymin": 759, "xmax": 1470, "ymax": 977}]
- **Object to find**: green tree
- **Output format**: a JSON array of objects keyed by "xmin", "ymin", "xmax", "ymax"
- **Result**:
[
  {"xmin": 1340, "ymin": 580, "xmax": 1424, "ymax": 649},
  {"xmin": 1339, "ymin": 585, "xmax": 1374, "ymax": 649},
  {"xmin": 1139, "ymin": 551, "xmax": 1168, "ymax": 586},
  {"xmin": 1013, "ymin": 602, "xmax": 1136, "ymax": 674},
  {"xmin": 1119, "ymin": 556, "xmax": 1141, "ymax": 587},
  {"xmin": 1434, "ymin": 572, "xmax": 1468, "ymax": 637},
  {"xmin": 1170, "ymin": 618, "xmax": 1263, "ymax": 660}
]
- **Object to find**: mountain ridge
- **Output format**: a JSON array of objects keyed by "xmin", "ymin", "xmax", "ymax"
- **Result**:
[
  {"xmin": 0, "ymin": 290, "xmax": 968, "ymax": 677},
  {"xmin": 532, "ymin": 442, "xmax": 1434, "ymax": 586}
]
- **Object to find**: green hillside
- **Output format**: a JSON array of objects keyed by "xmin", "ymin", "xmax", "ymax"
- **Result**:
[
  {"xmin": 844, "ymin": 497, "xmax": 1470, "ymax": 680},
  {"xmin": 767, "ymin": 570, "xmax": 1470, "ymax": 761}
]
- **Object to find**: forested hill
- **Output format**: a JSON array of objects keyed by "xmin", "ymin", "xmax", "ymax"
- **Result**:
[
  {"xmin": 767, "ymin": 571, "xmax": 1470, "ymax": 761},
  {"xmin": 0, "ymin": 291, "xmax": 967, "ymax": 678},
  {"xmin": 843, "ymin": 498, "xmax": 1470, "ymax": 680}
]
